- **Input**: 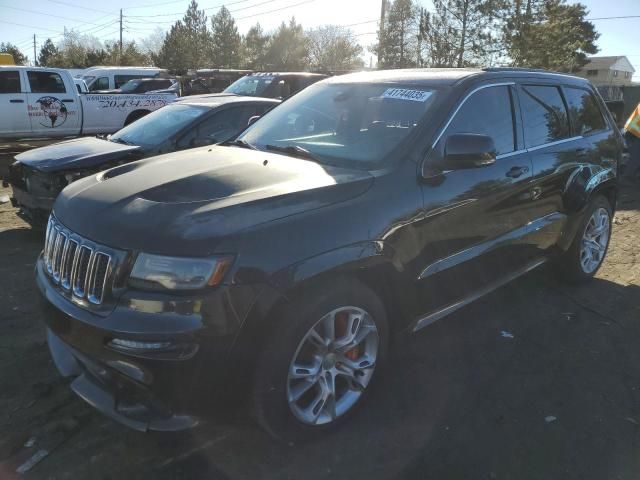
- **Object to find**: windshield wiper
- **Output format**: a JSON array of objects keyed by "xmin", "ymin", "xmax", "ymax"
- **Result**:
[
  {"xmin": 265, "ymin": 144, "xmax": 321, "ymax": 163},
  {"xmin": 221, "ymin": 139, "xmax": 257, "ymax": 150}
]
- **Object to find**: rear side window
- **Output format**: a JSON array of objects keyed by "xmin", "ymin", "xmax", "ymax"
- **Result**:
[
  {"xmin": 27, "ymin": 71, "xmax": 66, "ymax": 93},
  {"xmin": 442, "ymin": 85, "xmax": 515, "ymax": 155},
  {"xmin": 520, "ymin": 85, "xmax": 570, "ymax": 148},
  {"xmin": 0, "ymin": 71, "xmax": 21, "ymax": 93},
  {"xmin": 115, "ymin": 75, "xmax": 146, "ymax": 88},
  {"xmin": 563, "ymin": 87, "xmax": 607, "ymax": 135}
]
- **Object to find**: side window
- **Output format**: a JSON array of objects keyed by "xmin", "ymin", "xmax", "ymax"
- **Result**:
[
  {"xmin": 90, "ymin": 77, "xmax": 109, "ymax": 91},
  {"xmin": 27, "ymin": 71, "xmax": 66, "ymax": 94},
  {"xmin": 441, "ymin": 85, "xmax": 515, "ymax": 156},
  {"xmin": 0, "ymin": 71, "xmax": 21, "ymax": 93},
  {"xmin": 115, "ymin": 75, "xmax": 143, "ymax": 88},
  {"xmin": 519, "ymin": 85, "xmax": 570, "ymax": 148},
  {"xmin": 563, "ymin": 87, "xmax": 607, "ymax": 136},
  {"xmin": 177, "ymin": 107, "xmax": 255, "ymax": 148}
]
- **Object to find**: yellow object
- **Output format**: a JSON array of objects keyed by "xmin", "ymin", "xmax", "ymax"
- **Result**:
[
  {"xmin": 0, "ymin": 53, "xmax": 15, "ymax": 65},
  {"xmin": 625, "ymin": 104, "xmax": 640, "ymax": 139}
]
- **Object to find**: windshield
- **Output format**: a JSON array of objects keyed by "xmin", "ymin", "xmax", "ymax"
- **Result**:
[
  {"xmin": 82, "ymin": 75, "xmax": 95, "ymax": 85},
  {"xmin": 110, "ymin": 104, "xmax": 209, "ymax": 149},
  {"xmin": 120, "ymin": 79, "xmax": 143, "ymax": 92},
  {"xmin": 224, "ymin": 75, "xmax": 275, "ymax": 96},
  {"xmin": 238, "ymin": 82, "xmax": 438, "ymax": 169}
]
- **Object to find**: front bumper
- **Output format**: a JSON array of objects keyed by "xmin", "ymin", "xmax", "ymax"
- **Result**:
[
  {"xmin": 10, "ymin": 185, "xmax": 54, "ymax": 225},
  {"xmin": 36, "ymin": 255, "xmax": 263, "ymax": 431}
]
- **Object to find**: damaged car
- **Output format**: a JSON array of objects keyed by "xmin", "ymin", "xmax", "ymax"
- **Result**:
[{"xmin": 5, "ymin": 95, "xmax": 279, "ymax": 224}]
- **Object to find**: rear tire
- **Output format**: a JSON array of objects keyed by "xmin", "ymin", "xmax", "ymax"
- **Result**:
[
  {"xmin": 251, "ymin": 279, "xmax": 388, "ymax": 441},
  {"xmin": 556, "ymin": 195, "xmax": 613, "ymax": 283}
]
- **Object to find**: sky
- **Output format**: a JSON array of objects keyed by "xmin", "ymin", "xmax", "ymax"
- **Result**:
[{"xmin": 0, "ymin": 0, "xmax": 638, "ymax": 79}]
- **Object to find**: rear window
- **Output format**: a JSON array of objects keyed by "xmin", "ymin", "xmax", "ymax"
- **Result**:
[
  {"xmin": 27, "ymin": 71, "xmax": 66, "ymax": 94},
  {"xmin": 563, "ymin": 87, "xmax": 607, "ymax": 136},
  {"xmin": 520, "ymin": 85, "xmax": 570, "ymax": 148},
  {"xmin": 0, "ymin": 71, "xmax": 20, "ymax": 93}
]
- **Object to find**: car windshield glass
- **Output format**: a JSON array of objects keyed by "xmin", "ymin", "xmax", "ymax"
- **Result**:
[
  {"xmin": 238, "ymin": 82, "xmax": 438, "ymax": 169},
  {"xmin": 110, "ymin": 104, "xmax": 209, "ymax": 149},
  {"xmin": 224, "ymin": 76, "xmax": 275, "ymax": 96},
  {"xmin": 82, "ymin": 75, "xmax": 95, "ymax": 84},
  {"xmin": 120, "ymin": 79, "xmax": 143, "ymax": 92}
]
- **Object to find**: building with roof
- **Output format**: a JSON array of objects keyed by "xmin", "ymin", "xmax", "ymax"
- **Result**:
[{"xmin": 576, "ymin": 56, "xmax": 636, "ymax": 86}]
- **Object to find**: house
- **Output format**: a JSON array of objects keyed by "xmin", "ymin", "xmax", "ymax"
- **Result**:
[{"xmin": 576, "ymin": 56, "xmax": 636, "ymax": 86}]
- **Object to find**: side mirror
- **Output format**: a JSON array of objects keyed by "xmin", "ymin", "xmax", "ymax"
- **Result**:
[
  {"xmin": 443, "ymin": 133, "xmax": 496, "ymax": 170},
  {"xmin": 247, "ymin": 115, "xmax": 260, "ymax": 126}
]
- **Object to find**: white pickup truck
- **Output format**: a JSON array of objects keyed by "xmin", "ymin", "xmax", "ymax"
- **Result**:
[{"xmin": 0, "ymin": 66, "xmax": 177, "ymax": 140}]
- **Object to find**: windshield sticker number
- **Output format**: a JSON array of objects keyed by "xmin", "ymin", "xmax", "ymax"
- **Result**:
[{"xmin": 382, "ymin": 88, "xmax": 432, "ymax": 102}]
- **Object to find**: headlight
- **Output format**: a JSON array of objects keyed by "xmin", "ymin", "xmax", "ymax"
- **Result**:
[{"xmin": 129, "ymin": 253, "xmax": 233, "ymax": 290}]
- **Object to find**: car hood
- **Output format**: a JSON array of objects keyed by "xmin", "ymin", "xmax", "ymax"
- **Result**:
[
  {"xmin": 15, "ymin": 137, "xmax": 141, "ymax": 173},
  {"xmin": 54, "ymin": 146, "xmax": 374, "ymax": 255}
]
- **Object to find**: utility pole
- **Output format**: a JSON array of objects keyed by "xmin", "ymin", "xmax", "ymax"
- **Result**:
[
  {"xmin": 119, "ymin": 8, "xmax": 123, "ymax": 65},
  {"xmin": 33, "ymin": 34, "xmax": 37, "ymax": 66},
  {"xmin": 378, "ymin": 0, "xmax": 387, "ymax": 68}
]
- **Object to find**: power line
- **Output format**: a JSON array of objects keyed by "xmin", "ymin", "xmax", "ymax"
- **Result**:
[
  {"xmin": 0, "ymin": 20, "xmax": 62, "ymax": 34},
  {"xmin": 44, "ymin": 0, "xmax": 115, "ymax": 15},
  {"xmin": 235, "ymin": 0, "xmax": 318, "ymax": 21},
  {"xmin": 125, "ymin": 0, "xmax": 276, "ymax": 19},
  {"xmin": 2, "ymin": 5, "xmax": 114, "ymax": 26},
  {"xmin": 587, "ymin": 15, "xmax": 640, "ymax": 21}
]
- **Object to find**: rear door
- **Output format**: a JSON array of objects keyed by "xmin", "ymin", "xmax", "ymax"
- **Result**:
[
  {"xmin": 515, "ymin": 82, "xmax": 584, "ymax": 253},
  {"xmin": 26, "ymin": 70, "xmax": 81, "ymax": 137},
  {"xmin": 416, "ymin": 83, "xmax": 534, "ymax": 312},
  {"xmin": 0, "ymin": 69, "xmax": 30, "ymax": 136}
]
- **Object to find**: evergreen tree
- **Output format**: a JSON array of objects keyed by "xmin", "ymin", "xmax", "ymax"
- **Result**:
[
  {"xmin": 210, "ymin": 6, "xmax": 241, "ymax": 68},
  {"xmin": 243, "ymin": 23, "xmax": 269, "ymax": 69},
  {"xmin": 37, "ymin": 39, "xmax": 59, "ymax": 67},
  {"xmin": 0, "ymin": 42, "xmax": 28, "ymax": 65},
  {"xmin": 264, "ymin": 18, "xmax": 309, "ymax": 70},
  {"xmin": 375, "ymin": 0, "xmax": 420, "ymax": 68}
]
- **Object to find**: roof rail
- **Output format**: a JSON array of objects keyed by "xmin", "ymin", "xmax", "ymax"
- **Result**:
[{"xmin": 482, "ymin": 67, "xmax": 579, "ymax": 77}]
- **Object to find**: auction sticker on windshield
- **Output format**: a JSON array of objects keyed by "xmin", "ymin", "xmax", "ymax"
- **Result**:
[{"xmin": 382, "ymin": 88, "xmax": 432, "ymax": 102}]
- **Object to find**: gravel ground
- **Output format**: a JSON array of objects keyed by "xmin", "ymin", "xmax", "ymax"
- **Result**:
[{"xmin": 0, "ymin": 176, "xmax": 638, "ymax": 480}]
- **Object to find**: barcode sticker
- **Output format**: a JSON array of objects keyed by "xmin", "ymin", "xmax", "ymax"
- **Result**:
[{"xmin": 382, "ymin": 88, "xmax": 432, "ymax": 102}]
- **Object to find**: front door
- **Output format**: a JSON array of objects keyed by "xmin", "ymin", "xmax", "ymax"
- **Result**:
[
  {"xmin": 26, "ymin": 70, "xmax": 81, "ymax": 137},
  {"xmin": 415, "ymin": 83, "xmax": 534, "ymax": 313},
  {"xmin": 0, "ymin": 69, "xmax": 30, "ymax": 137}
]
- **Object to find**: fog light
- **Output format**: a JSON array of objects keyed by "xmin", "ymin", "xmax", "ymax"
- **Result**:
[{"xmin": 109, "ymin": 338, "xmax": 171, "ymax": 351}]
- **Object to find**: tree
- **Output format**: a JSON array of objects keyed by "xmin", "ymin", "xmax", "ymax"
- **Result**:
[
  {"xmin": 38, "ymin": 39, "xmax": 59, "ymax": 67},
  {"xmin": 264, "ymin": 18, "xmax": 309, "ymax": 70},
  {"xmin": 0, "ymin": 42, "xmax": 27, "ymax": 65},
  {"xmin": 423, "ymin": 0, "xmax": 500, "ymax": 68},
  {"xmin": 104, "ymin": 41, "xmax": 150, "ymax": 66},
  {"xmin": 140, "ymin": 27, "xmax": 166, "ymax": 65},
  {"xmin": 210, "ymin": 6, "xmax": 241, "ymax": 68},
  {"xmin": 242, "ymin": 23, "xmax": 270, "ymax": 69},
  {"xmin": 307, "ymin": 25, "xmax": 364, "ymax": 71},
  {"xmin": 504, "ymin": 0, "xmax": 598, "ymax": 71},
  {"xmin": 156, "ymin": 0, "xmax": 211, "ymax": 72},
  {"xmin": 375, "ymin": 0, "xmax": 420, "ymax": 68}
]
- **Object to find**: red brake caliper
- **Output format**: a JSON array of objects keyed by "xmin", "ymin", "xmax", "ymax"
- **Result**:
[{"xmin": 335, "ymin": 311, "xmax": 361, "ymax": 361}]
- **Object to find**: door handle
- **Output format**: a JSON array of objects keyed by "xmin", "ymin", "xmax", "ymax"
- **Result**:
[
  {"xmin": 9, "ymin": 99, "xmax": 24, "ymax": 103},
  {"xmin": 505, "ymin": 165, "xmax": 529, "ymax": 178},
  {"xmin": 62, "ymin": 99, "xmax": 74, "ymax": 103}
]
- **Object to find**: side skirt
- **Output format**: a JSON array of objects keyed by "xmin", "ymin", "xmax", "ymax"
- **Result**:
[{"xmin": 412, "ymin": 257, "xmax": 549, "ymax": 332}]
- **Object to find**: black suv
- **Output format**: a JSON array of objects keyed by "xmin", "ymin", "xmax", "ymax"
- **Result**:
[
  {"xmin": 223, "ymin": 72, "xmax": 328, "ymax": 99},
  {"xmin": 37, "ymin": 68, "xmax": 622, "ymax": 440}
]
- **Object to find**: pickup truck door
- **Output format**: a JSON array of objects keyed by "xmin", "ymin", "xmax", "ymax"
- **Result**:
[
  {"xmin": 25, "ymin": 70, "xmax": 81, "ymax": 137},
  {"xmin": 0, "ymin": 69, "xmax": 30, "ymax": 136}
]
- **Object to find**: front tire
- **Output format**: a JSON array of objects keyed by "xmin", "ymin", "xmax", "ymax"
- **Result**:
[
  {"xmin": 252, "ymin": 279, "xmax": 388, "ymax": 441},
  {"xmin": 557, "ymin": 194, "xmax": 613, "ymax": 283}
]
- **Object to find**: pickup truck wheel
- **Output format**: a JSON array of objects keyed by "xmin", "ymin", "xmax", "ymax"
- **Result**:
[
  {"xmin": 252, "ymin": 280, "xmax": 388, "ymax": 441},
  {"xmin": 124, "ymin": 110, "xmax": 150, "ymax": 126},
  {"xmin": 557, "ymin": 195, "xmax": 612, "ymax": 283}
]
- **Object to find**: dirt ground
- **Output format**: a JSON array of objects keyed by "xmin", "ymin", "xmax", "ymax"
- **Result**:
[{"xmin": 0, "ymin": 164, "xmax": 639, "ymax": 479}]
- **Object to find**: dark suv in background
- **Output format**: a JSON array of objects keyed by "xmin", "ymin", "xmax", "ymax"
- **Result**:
[{"xmin": 37, "ymin": 68, "xmax": 622, "ymax": 440}]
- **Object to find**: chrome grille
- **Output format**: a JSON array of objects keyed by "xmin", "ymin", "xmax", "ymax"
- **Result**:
[{"xmin": 43, "ymin": 216, "xmax": 113, "ymax": 305}]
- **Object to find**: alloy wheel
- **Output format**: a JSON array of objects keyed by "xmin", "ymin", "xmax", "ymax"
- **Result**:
[
  {"xmin": 580, "ymin": 207, "xmax": 611, "ymax": 274},
  {"xmin": 286, "ymin": 306, "xmax": 379, "ymax": 426}
]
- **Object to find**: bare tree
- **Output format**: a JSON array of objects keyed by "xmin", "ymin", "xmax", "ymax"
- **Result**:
[{"xmin": 307, "ymin": 25, "xmax": 364, "ymax": 71}]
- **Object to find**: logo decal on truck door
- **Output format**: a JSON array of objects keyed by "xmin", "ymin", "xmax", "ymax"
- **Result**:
[{"xmin": 28, "ymin": 97, "xmax": 69, "ymax": 128}]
